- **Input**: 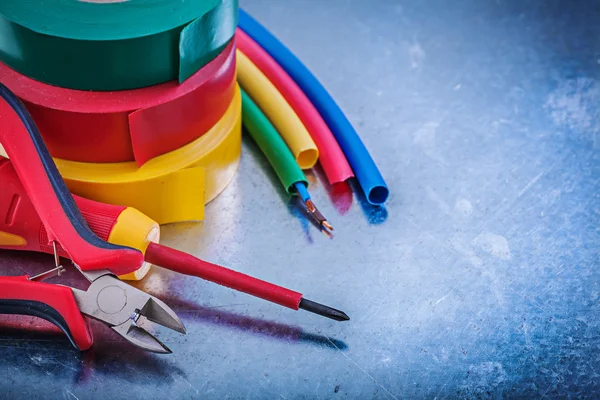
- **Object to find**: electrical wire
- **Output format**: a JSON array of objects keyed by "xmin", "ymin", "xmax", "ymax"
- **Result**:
[
  {"xmin": 145, "ymin": 242, "xmax": 349, "ymax": 321},
  {"xmin": 293, "ymin": 182, "xmax": 333, "ymax": 232},
  {"xmin": 236, "ymin": 49, "xmax": 318, "ymax": 170},
  {"xmin": 238, "ymin": 9, "xmax": 389, "ymax": 205},
  {"xmin": 236, "ymin": 29, "xmax": 353, "ymax": 186},
  {"xmin": 241, "ymin": 89, "xmax": 332, "ymax": 233}
]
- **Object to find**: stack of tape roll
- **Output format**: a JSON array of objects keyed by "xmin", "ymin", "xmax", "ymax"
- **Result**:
[{"xmin": 0, "ymin": 0, "xmax": 241, "ymax": 224}]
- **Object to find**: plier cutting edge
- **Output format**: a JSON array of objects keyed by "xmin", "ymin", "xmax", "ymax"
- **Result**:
[{"xmin": 0, "ymin": 84, "xmax": 185, "ymax": 353}]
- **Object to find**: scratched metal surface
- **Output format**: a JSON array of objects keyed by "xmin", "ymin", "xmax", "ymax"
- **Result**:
[{"xmin": 0, "ymin": 0, "xmax": 599, "ymax": 398}]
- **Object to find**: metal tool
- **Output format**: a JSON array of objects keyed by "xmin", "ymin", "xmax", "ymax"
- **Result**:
[
  {"xmin": 0, "ymin": 263, "xmax": 185, "ymax": 353},
  {"xmin": 74, "ymin": 272, "xmax": 185, "ymax": 353}
]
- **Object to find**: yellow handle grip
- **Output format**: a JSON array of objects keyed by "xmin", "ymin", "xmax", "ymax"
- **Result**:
[{"xmin": 110, "ymin": 207, "xmax": 160, "ymax": 281}]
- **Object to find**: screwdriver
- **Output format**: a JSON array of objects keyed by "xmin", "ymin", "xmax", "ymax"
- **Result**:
[{"xmin": 0, "ymin": 159, "xmax": 349, "ymax": 322}]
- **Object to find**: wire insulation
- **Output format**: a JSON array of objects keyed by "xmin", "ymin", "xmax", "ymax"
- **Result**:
[
  {"xmin": 236, "ymin": 49, "xmax": 318, "ymax": 169},
  {"xmin": 293, "ymin": 182, "xmax": 311, "ymax": 203},
  {"xmin": 236, "ymin": 29, "xmax": 353, "ymax": 185},
  {"xmin": 238, "ymin": 9, "xmax": 389, "ymax": 205},
  {"xmin": 241, "ymin": 89, "xmax": 307, "ymax": 194}
]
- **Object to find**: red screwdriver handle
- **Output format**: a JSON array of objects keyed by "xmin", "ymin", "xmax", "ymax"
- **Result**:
[
  {"xmin": 0, "ymin": 275, "xmax": 93, "ymax": 350},
  {"xmin": 0, "ymin": 159, "xmax": 127, "ymax": 257},
  {"xmin": 0, "ymin": 85, "xmax": 143, "ymax": 275}
]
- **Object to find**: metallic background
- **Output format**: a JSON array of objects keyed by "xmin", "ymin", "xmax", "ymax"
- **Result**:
[{"xmin": 1, "ymin": 0, "xmax": 599, "ymax": 398}]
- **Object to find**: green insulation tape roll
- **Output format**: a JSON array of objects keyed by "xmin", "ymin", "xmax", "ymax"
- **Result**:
[
  {"xmin": 0, "ymin": 0, "xmax": 238, "ymax": 91},
  {"xmin": 241, "ymin": 89, "xmax": 307, "ymax": 194}
]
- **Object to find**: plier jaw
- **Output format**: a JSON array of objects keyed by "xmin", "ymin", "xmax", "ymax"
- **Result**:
[{"xmin": 72, "ymin": 271, "xmax": 186, "ymax": 354}]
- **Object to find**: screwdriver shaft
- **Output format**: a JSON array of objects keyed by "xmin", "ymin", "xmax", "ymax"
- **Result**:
[
  {"xmin": 145, "ymin": 243, "xmax": 350, "ymax": 322},
  {"xmin": 145, "ymin": 242, "xmax": 303, "ymax": 309}
]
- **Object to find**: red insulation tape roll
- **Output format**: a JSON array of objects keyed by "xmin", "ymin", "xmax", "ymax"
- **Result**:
[{"xmin": 0, "ymin": 40, "xmax": 237, "ymax": 166}]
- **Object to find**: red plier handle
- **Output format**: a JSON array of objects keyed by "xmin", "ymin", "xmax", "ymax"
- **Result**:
[
  {"xmin": 0, "ymin": 84, "xmax": 142, "ymax": 276},
  {"xmin": 0, "ymin": 275, "xmax": 93, "ymax": 350}
]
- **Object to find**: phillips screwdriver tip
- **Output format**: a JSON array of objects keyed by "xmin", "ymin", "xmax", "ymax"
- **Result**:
[{"xmin": 299, "ymin": 298, "xmax": 350, "ymax": 322}]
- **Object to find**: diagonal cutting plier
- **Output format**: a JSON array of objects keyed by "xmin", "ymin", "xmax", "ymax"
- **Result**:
[
  {"xmin": 0, "ymin": 83, "xmax": 185, "ymax": 353},
  {"xmin": 0, "ymin": 271, "xmax": 185, "ymax": 353}
]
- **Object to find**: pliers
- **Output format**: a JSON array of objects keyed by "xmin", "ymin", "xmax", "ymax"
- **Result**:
[
  {"xmin": 0, "ymin": 83, "xmax": 185, "ymax": 353},
  {"xmin": 0, "ymin": 271, "xmax": 185, "ymax": 353}
]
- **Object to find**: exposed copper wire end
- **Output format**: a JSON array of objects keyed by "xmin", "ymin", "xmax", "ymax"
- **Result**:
[{"xmin": 305, "ymin": 199, "xmax": 334, "ymax": 234}]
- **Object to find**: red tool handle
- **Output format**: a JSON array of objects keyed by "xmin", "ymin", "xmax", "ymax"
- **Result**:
[
  {"xmin": 0, "ymin": 159, "xmax": 126, "ymax": 256},
  {"xmin": 0, "ymin": 275, "xmax": 93, "ymax": 350},
  {"xmin": 0, "ymin": 85, "xmax": 143, "ymax": 275}
]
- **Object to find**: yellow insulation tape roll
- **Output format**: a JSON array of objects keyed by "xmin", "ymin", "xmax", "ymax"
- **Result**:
[{"xmin": 0, "ymin": 86, "xmax": 242, "ymax": 225}]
